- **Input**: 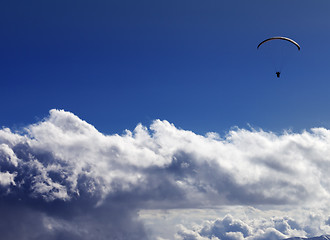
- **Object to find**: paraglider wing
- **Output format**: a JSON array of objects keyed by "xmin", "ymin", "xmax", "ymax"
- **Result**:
[{"xmin": 257, "ymin": 37, "xmax": 300, "ymax": 50}]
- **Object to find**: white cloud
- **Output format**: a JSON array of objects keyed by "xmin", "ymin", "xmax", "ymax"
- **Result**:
[
  {"xmin": 0, "ymin": 171, "xmax": 16, "ymax": 186},
  {"xmin": 173, "ymin": 210, "xmax": 330, "ymax": 240},
  {"xmin": 0, "ymin": 143, "xmax": 19, "ymax": 167},
  {"xmin": 1, "ymin": 109, "xmax": 330, "ymax": 239}
]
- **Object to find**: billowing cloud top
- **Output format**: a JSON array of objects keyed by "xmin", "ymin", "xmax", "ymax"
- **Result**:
[{"xmin": 1, "ymin": 109, "xmax": 330, "ymax": 239}]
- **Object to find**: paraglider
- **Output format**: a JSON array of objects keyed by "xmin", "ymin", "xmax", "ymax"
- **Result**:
[
  {"xmin": 257, "ymin": 36, "xmax": 300, "ymax": 78},
  {"xmin": 276, "ymin": 72, "xmax": 281, "ymax": 78}
]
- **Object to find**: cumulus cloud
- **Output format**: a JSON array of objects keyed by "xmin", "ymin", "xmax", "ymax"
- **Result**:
[
  {"xmin": 1, "ymin": 109, "xmax": 330, "ymax": 239},
  {"xmin": 175, "ymin": 212, "xmax": 330, "ymax": 240}
]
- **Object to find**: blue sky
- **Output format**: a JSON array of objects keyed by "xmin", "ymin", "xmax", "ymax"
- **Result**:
[
  {"xmin": 2, "ymin": 1, "xmax": 330, "ymax": 240},
  {"xmin": 1, "ymin": 0, "xmax": 330, "ymax": 135}
]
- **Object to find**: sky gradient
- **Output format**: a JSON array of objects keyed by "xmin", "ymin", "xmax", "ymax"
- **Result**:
[
  {"xmin": 1, "ymin": 0, "xmax": 330, "ymax": 134},
  {"xmin": 1, "ymin": 1, "xmax": 330, "ymax": 239}
]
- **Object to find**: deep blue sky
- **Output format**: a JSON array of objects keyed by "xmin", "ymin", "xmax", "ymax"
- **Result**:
[{"xmin": 1, "ymin": 0, "xmax": 330, "ymax": 135}]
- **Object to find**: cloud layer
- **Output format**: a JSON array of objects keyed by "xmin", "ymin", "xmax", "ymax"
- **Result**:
[
  {"xmin": 1, "ymin": 109, "xmax": 330, "ymax": 239},
  {"xmin": 176, "ymin": 211, "xmax": 330, "ymax": 240}
]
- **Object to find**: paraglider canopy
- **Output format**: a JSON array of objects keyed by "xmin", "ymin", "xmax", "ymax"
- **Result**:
[
  {"xmin": 257, "ymin": 36, "xmax": 300, "ymax": 78},
  {"xmin": 257, "ymin": 36, "xmax": 300, "ymax": 51}
]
